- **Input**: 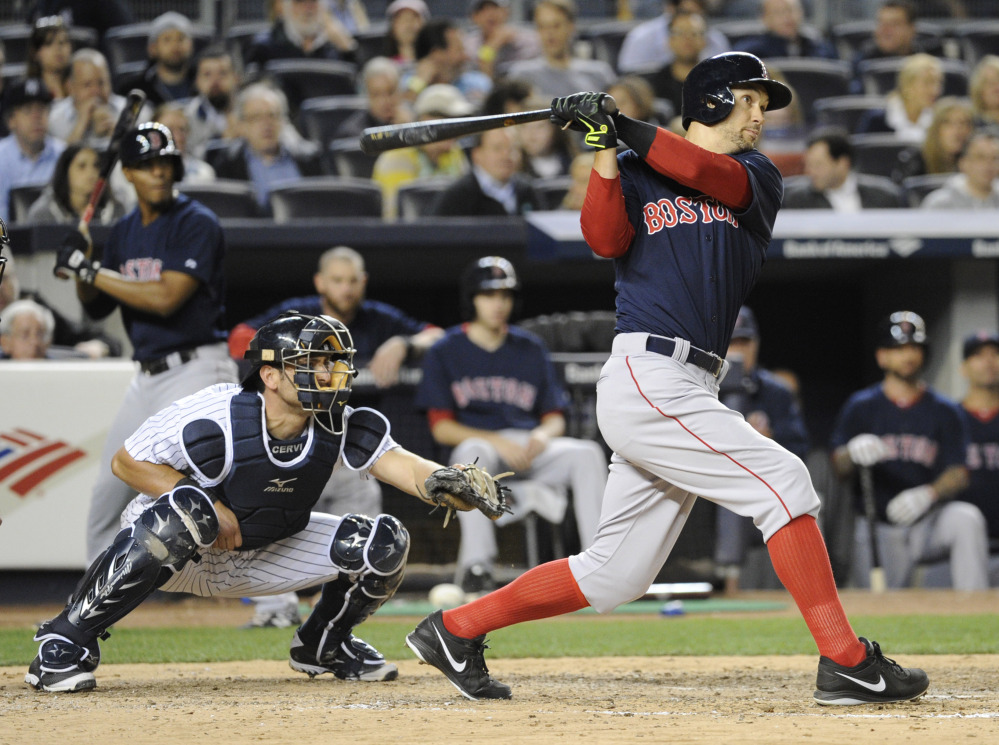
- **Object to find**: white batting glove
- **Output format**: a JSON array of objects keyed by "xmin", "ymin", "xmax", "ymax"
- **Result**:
[
  {"xmin": 886, "ymin": 485, "xmax": 935, "ymax": 526},
  {"xmin": 846, "ymin": 434, "xmax": 888, "ymax": 467}
]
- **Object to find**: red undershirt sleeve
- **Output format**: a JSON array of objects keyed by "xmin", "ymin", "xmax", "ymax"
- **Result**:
[{"xmin": 580, "ymin": 169, "xmax": 634, "ymax": 259}]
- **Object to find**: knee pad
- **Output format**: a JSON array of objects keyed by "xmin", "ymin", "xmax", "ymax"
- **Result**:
[
  {"xmin": 330, "ymin": 513, "xmax": 410, "ymax": 578},
  {"xmin": 135, "ymin": 484, "xmax": 220, "ymax": 564}
]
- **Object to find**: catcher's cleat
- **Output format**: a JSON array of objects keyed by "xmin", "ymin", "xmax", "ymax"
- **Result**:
[
  {"xmin": 406, "ymin": 610, "xmax": 511, "ymax": 700},
  {"xmin": 289, "ymin": 631, "xmax": 398, "ymax": 682},
  {"xmin": 814, "ymin": 637, "xmax": 928, "ymax": 706},
  {"xmin": 25, "ymin": 638, "xmax": 97, "ymax": 693}
]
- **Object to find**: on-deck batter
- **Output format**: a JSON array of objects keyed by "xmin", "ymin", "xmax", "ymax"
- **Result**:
[{"xmin": 404, "ymin": 52, "xmax": 929, "ymax": 707}]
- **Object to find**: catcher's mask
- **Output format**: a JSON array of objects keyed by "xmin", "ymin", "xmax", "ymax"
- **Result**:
[
  {"xmin": 681, "ymin": 52, "xmax": 792, "ymax": 131},
  {"xmin": 0, "ymin": 216, "xmax": 9, "ymax": 304},
  {"xmin": 243, "ymin": 312, "xmax": 357, "ymax": 434}
]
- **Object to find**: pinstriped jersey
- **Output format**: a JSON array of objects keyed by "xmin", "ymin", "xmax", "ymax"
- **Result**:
[{"xmin": 614, "ymin": 148, "xmax": 783, "ymax": 356}]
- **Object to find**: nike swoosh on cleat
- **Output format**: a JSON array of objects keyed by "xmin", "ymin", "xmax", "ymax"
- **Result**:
[
  {"xmin": 432, "ymin": 624, "xmax": 467, "ymax": 673},
  {"xmin": 834, "ymin": 671, "xmax": 887, "ymax": 692}
]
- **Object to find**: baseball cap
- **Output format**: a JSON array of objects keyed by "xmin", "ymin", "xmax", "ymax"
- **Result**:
[
  {"xmin": 414, "ymin": 84, "xmax": 476, "ymax": 118},
  {"xmin": 963, "ymin": 330, "xmax": 999, "ymax": 359},
  {"xmin": 148, "ymin": 11, "xmax": 194, "ymax": 45},
  {"xmin": 730, "ymin": 306, "xmax": 759, "ymax": 340},
  {"xmin": 3, "ymin": 78, "xmax": 54, "ymax": 113},
  {"xmin": 469, "ymin": 0, "xmax": 509, "ymax": 13},
  {"xmin": 386, "ymin": 0, "xmax": 431, "ymax": 19}
]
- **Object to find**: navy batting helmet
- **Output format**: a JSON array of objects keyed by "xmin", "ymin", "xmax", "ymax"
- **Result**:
[
  {"xmin": 876, "ymin": 310, "xmax": 928, "ymax": 350},
  {"xmin": 119, "ymin": 122, "xmax": 185, "ymax": 181},
  {"xmin": 460, "ymin": 256, "xmax": 520, "ymax": 320},
  {"xmin": 680, "ymin": 52, "xmax": 792, "ymax": 130},
  {"xmin": 243, "ymin": 311, "xmax": 357, "ymax": 434}
]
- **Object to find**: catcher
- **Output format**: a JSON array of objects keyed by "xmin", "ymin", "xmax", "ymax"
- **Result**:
[{"xmin": 26, "ymin": 312, "xmax": 509, "ymax": 693}]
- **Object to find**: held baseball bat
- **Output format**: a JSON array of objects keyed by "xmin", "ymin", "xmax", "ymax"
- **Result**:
[
  {"xmin": 859, "ymin": 466, "xmax": 887, "ymax": 594},
  {"xmin": 78, "ymin": 89, "xmax": 147, "ymax": 231},
  {"xmin": 360, "ymin": 109, "xmax": 551, "ymax": 154}
]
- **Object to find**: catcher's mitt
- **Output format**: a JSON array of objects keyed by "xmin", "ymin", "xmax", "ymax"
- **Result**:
[{"xmin": 422, "ymin": 463, "xmax": 514, "ymax": 527}]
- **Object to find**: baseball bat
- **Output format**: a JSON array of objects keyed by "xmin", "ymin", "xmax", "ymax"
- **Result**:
[
  {"xmin": 859, "ymin": 466, "xmax": 887, "ymax": 594},
  {"xmin": 78, "ymin": 89, "xmax": 147, "ymax": 231},
  {"xmin": 360, "ymin": 109, "xmax": 551, "ymax": 154}
]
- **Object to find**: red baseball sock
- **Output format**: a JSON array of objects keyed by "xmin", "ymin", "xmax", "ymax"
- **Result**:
[
  {"xmin": 442, "ymin": 558, "xmax": 589, "ymax": 639},
  {"xmin": 767, "ymin": 515, "xmax": 866, "ymax": 667}
]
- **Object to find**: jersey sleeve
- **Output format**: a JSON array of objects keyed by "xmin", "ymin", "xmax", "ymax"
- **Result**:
[
  {"xmin": 731, "ymin": 150, "xmax": 784, "ymax": 241},
  {"xmin": 828, "ymin": 394, "xmax": 865, "ymax": 450},
  {"xmin": 936, "ymin": 400, "xmax": 970, "ymax": 470},
  {"xmin": 159, "ymin": 203, "xmax": 223, "ymax": 284},
  {"xmin": 414, "ymin": 341, "xmax": 456, "ymax": 411},
  {"xmin": 532, "ymin": 341, "xmax": 569, "ymax": 415}
]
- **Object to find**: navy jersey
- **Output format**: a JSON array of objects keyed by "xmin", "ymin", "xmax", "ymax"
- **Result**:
[
  {"xmin": 245, "ymin": 297, "xmax": 429, "ymax": 366},
  {"xmin": 829, "ymin": 384, "xmax": 968, "ymax": 520},
  {"xmin": 102, "ymin": 194, "xmax": 227, "ymax": 361},
  {"xmin": 615, "ymin": 148, "xmax": 783, "ymax": 356},
  {"xmin": 722, "ymin": 368, "xmax": 810, "ymax": 459},
  {"xmin": 415, "ymin": 325, "xmax": 569, "ymax": 431},
  {"xmin": 960, "ymin": 407, "xmax": 999, "ymax": 538}
]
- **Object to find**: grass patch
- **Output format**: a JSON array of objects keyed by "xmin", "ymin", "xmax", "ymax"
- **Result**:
[{"xmin": 3, "ymin": 614, "xmax": 996, "ymax": 666}]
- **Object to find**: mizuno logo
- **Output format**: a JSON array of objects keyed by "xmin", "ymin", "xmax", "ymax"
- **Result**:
[
  {"xmin": 433, "ymin": 623, "xmax": 466, "ymax": 672},
  {"xmin": 265, "ymin": 477, "xmax": 297, "ymax": 492},
  {"xmin": 834, "ymin": 671, "xmax": 886, "ymax": 692}
]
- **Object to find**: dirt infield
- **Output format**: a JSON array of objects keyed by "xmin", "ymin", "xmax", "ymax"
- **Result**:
[{"xmin": 2, "ymin": 591, "xmax": 997, "ymax": 745}]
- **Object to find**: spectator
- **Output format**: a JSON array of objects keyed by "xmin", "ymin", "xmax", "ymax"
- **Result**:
[
  {"xmin": 247, "ymin": 0, "xmax": 357, "ymax": 67},
  {"xmin": 24, "ymin": 142, "xmax": 125, "ymax": 224},
  {"xmin": 958, "ymin": 330, "xmax": 999, "ymax": 582},
  {"xmin": 506, "ymin": 0, "xmax": 616, "ymax": 100},
  {"xmin": 852, "ymin": 0, "xmax": 944, "ymax": 92},
  {"xmin": 0, "ymin": 79, "xmax": 64, "ymax": 223},
  {"xmin": 383, "ymin": 0, "xmax": 429, "ymax": 69},
  {"xmin": 0, "ymin": 298, "xmax": 57, "ymax": 359},
  {"xmin": 969, "ymin": 55, "xmax": 999, "ymax": 129},
  {"xmin": 517, "ymin": 99, "xmax": 576, "ymax": 179},
  {"xmin": 210, "ymin": 83, "xmax": 324, "ymax": 213},
  {"xmin": 48, "ymin": 48, "xmax": 126, "ymax": 148},
  {"xmin": 334, "ymin": 56, "xmax": 406, "ymax": 140},
  {"xmin": 893, "ymin": 96, "xmax": 974, "ymax": 181},
  {"xmin": 464, "ymin": 0, "xmax": 540, "ymax": 80},
  {"xmin": 607, "ymin": 75, "xmax": 663, "ymax": 125},
  {"xmin": 183, "ymin": 46, "xmax": 241, "ymax": 157},
  {"xmin": 480, "ymin": 77, "xmax": 533, "ymax": 116},
  {"xmin": 372, "ymin": 84, "xmax": 472, "ymax": 219},
  {"xmin": 829, "ymin": 310, "xmax": 988, "ymax": 590},
  {"xmin": 640, "ymin": 9, "xmax": 708, "ymax": 119},
  {"xmin": 617, "ymin": 0, "xmax": 729, "ymax": 75},
  {"xmin": 415, "ymin": 256, "xmax": 607, "ymax": 592},
  {"xmin": 783, "ymin": 126, "xmax": 906, "ymax": 209},
  {"xmin": 26, "ymin": 15, "xmax": 73, "ymax": 101},
  {"xmin": 735, "ymin": 0, "xmax": 838, "ymax": 60},
  {"xmin": 922, "ymin": 131, "xmax": 999, "ymax": 209},
  {"xmin": 559, "ymin": 150, "xmax": 594, "ymax": 210},
  {"xmin": 713, "ymin": 306, "xmax": 810, "ymax": 593},
  {"xmin": 119, "ymin": 11, "xmax": 197, "ymax": 109},
  {"xmin": 26, "ymin": 0, "xmax": 133, "ymax": 49},
  {"xmin": 404, "ymin": 18, "xmax": 492, "ymax": 107},
  {"xmin": 433, "ymin": 128, "xmax": 541, "ymax": 216},
  {"xmin": 330, "ymin": 0, "xmax": 370, "ymax": 35},
  {"xmin": 153, "ymin": 102, "xmax": 216, "ymax": 184},
  {"xmin": 855, "ymin": 52, "xmax": 943, "ymax": 143}
]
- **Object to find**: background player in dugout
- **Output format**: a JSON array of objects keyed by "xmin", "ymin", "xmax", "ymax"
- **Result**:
[
  {"xmin": 52, "ymin": 123, "xmax": 238, "ymax": 562},
  {"xmin": 404, "ymin": 53, "xmax": 929, "ymax": 708},
  {"xmin": 415, "ymin": 256, "xmax": 607, "ymax": 592},
  {"xmin": 228, "ymin": 245, "xmax": 443, "ymax": 626},
  {"xmin": 25, "ymin": 312, "xmax": 485, "ymax": 693},
  {"xmin": 829, "ymin": 311, "xmax": 989, "ymax": 590}
]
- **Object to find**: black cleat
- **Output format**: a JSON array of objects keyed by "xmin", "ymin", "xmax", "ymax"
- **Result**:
[
  {"xmin": 814, "ymin": 637, "xmax": 929, "ymax": 705},
  {"xmin": 25, "ymin": 637, "xmax": 98, "ymax": 693},
  {"xmin": 406, "ymin": 610, "xmax": 511, "ymax": 700},
  {"xmin": 289, "ymin": 631, "xmax": 398, "ymax": 681}
]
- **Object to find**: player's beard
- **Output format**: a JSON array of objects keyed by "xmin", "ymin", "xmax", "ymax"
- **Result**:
[{"xmin": 207, "ymin": 91, "xmax": 232, "ymax": 112}]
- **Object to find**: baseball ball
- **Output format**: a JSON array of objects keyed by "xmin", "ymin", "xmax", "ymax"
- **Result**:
[{"xmin": 428, "ymin": 583, "xmax": 466, "ymax": 609}]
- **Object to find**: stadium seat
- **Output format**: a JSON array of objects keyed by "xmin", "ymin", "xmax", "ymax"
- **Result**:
[
  {"xmin": 353, "ymin": 22, "xmax": 389, "ymax": 66},
  {"xmin": 298, "ymin": 95, "xmax": 369, "ymax": 148},
  {"xmin": 533, "ymin": 176, "xmax": 573, "ymax": 211},
  {"xmin": 829, "ymin": 20, "xmax": 944, "ymax": 61},
  {"xmin": 178, "ymin": 179, "xmax": 261, "ymax": 218},
  {"xmin": 327, "ymin": 137, "xmax": 377, "ymax": 179},
  {"xmin": 103, "ymin": 22, "xmax": 213, "ymax": 69},
  {"xmin": 261, "ymin": 58, "xmax": 358, "ymax": 116},
  {"xmin": 396, "ymin": 177, "xmax": 456, "ymax": 219},
  {"xmin": 849, "ymin": 133, "xmax": 911, "ymax": 178},
  {"xmin": 577, "ymin": 20, "xmax": 634, "ymax": 72},
  {"xmin": 709, "ymin": 19, "xmax": 767, "ymax": 48},
  {"xmin": 765, "ymin": 58, "xmax": 853, "ymax": 126},
  {"xmin": 268, "ymin": 176, "xmax": 382, "ymax": 221},
  {"xmin": 857, "ymin": 57, "xmax": 970, "ymax": 97},
  {"xmin": 225, "ymin": 21, "xmax": 269, "ymax": 68},
  {"xmin": 8, "ymin": 184, "xmax": 45, "ymax": 223},
  {"xmin": 814, "ymin": 95, "xmax": 888, "ymax": 133},
  {"xmin": 952, "ymin": 20, "xmax": 999, "ymax": 65},
  {"xmin": 902, "ymin": 172, "xmax": 955, "ymax": 207}
]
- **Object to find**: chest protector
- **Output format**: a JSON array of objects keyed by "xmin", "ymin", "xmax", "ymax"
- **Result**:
[{"xmin": 219, "ymin": 392, "xmax": 341, "ymax": 549}]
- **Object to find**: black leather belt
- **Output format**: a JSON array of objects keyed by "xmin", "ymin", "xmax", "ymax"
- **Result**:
[
  {"xmin": 139, "ymin": 348, "xmax": 198, "ymax": 375},
  {"xmin": 646, "ymin": 336, "xmax": 725, "ymax": 378}
]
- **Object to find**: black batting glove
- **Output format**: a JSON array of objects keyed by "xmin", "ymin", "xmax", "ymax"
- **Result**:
[
  {"xmin": 54, "ymin": 231, "xmax": 99, "ymax": 284},
  {"xmin": 550, "ymin": 92, "xmax": 618, "ymax": 150}
]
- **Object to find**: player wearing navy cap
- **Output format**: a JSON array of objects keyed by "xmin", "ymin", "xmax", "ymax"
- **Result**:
[
  {"xmin": 830, "ymin": 311, "xmax": 988, "ymax": 590},
  {"xmin": 405, "ymin": 52, "xmax": 929, "ymax": 707},
  {"xmin": 53, "ymin": 122, "xmax": 238, "ymax": 561}
]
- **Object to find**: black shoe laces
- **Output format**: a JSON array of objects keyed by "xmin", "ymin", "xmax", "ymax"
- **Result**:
[{"xmin": 868, "ymin": 640, "xmax": 905, "ymax": 675}]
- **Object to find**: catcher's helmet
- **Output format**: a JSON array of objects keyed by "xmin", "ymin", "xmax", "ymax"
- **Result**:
[
  {"xmin": 0, "ymin": 216, "xmax": 9, "ymax": 303},
  {"xmin": 681, "ymin": 52, "xmax": 792, "ymax": 130},
  {"xmin": 460, "ymin": 256, "xmax": 520, "ymax": 320},
  {"xmin": 876, "ymin": 310, "xmax": 928, "ymax": 350},
  {"xmin": 243, "ymin": 311, "xmax": 357, "ymax": 434},
  {"xmin": 119, "ymin": 122, "xmax": 185, "ymax": 181}
]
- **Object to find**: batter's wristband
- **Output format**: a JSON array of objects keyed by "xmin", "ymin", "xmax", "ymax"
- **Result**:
[{"xmin": 614, "ymin": 114, "xmax": 657, "ymax": 159}]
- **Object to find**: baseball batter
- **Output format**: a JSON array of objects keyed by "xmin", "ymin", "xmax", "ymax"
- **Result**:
[
  {"xmin": 406, "ymin": 53, "xmax": 928, "ymax": 706},
  {"xmin": 25, "ymin": 312, "xmax": 490, "ymax": 693},
  {"xmin": 53, "ymin": 123, "xmax": 238, "ymax": 562}
]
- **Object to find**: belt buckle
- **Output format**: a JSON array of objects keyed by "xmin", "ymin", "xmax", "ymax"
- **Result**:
[{"xmin": 706, "ymin": 352, "xmax": 723, "ymax": 378}]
